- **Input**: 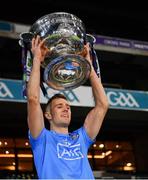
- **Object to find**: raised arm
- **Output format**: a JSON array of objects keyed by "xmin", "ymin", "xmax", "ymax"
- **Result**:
[
  {"xmin": 84, "ymin": 43, "xmax": 109, "ymax": 140},
  {"xmin": 27, "ymin": 35, "xmax": 49, "ymax": 138}
]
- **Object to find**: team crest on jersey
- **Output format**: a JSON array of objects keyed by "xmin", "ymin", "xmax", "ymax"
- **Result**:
[
  {"xmin": 69, "ymin": 133, "xmax": 79, "ymax": 140},
  {"xmin": 57, "ymin": 143, "xmax": 84, "ymax": 160}
]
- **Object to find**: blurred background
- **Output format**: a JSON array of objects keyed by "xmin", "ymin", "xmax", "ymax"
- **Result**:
[{"xmin": 0, "ymin": 1, "xmax": 148, "ymax": 179}]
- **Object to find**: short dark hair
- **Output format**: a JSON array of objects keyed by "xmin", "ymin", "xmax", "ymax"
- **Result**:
[{"xmin": 45, "ymin": 93, "xmax": 67, "ymax": 111}]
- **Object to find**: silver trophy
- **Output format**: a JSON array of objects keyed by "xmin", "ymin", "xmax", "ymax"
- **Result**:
[{"xmin": 20, "ymin": 12, "xmax": 99, "ymax": 94}]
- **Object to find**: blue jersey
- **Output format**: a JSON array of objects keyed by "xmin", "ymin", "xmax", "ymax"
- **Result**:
[{"xmin": 29, "ymin": 126, "xmax": 95, "ymax": 179}]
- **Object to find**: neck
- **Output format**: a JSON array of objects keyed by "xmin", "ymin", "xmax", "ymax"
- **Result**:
[{"xmin": 50, "ymin": 125, "xmax": 69, "ymax": 134}]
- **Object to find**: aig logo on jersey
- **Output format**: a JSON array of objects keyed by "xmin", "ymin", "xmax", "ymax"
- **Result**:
[{"xmin": 57, "ymin": 143, "xmax": 84, "ymax": 160}]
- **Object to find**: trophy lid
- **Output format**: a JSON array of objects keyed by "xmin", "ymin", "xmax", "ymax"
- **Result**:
[{"xmin": 29, "ymin": 12, "xmax": 86, "ymax": 39}]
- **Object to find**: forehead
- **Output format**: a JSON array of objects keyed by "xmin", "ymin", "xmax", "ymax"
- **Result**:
[{"xmin": 51, "ymin": 98, "xmax": 70, "ymax": 106}]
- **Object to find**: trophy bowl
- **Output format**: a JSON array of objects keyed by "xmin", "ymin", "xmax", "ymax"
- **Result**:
[{"xmin": 29, "ymin": 12, "xmax": 91, "ymax": 90}]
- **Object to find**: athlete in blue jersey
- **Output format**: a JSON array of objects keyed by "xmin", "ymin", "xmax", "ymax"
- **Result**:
[{"xmin": 27, "ymin": 35, "xmax": 109, "ymax": 179}]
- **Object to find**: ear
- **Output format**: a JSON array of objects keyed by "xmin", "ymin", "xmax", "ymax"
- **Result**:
[{"xmin": 44, "ymin": 112, "xmax": 52, "ymax": 120}]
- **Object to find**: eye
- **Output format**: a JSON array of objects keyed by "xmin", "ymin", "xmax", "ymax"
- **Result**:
[{"xmin": 57, "ymin": 106, "xmax": 62, "ymax": 108}]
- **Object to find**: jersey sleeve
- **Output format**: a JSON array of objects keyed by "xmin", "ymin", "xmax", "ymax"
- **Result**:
[
  {"xmin": 77, "ymin": 126, "xmax": 96, "ymax": 149},
  {"xmin": 28, "ymin": 128, "xmax": 47, "ymax": 150}
]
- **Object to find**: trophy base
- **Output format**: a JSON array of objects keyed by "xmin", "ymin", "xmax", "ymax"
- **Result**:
[{"xmin": 43, "ymin": 54, "xmax": 91, "ymax": 90}]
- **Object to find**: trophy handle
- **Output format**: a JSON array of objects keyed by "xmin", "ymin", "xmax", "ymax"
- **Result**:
[
  {"xmin": 86, "ymin": 34, "xmax": 100, "ymax": 78},
  {"xmin": 19, "ymin": 32, "xmax": 35, "ymax": 48},
  {"xmin": 19, "ymin": 32, "xmax": 47, "ymax": 97}
]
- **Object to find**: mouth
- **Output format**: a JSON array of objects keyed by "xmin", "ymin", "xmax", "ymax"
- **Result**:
[{"xmin": 61, "ymin": 114, "xmax": 69, "ymax": 118}]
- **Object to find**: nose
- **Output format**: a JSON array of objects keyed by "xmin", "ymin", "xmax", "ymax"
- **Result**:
[
  {"xmin": 63, "ymin": 108, "xmax": 68, "ymax": 112},
  {"xmin": 63, "ymin": 105, "xmax": 69, "ymax": 112}
]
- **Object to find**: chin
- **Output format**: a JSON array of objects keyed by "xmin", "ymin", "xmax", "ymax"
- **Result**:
[
  {"xmin": 60, "ymin": 122, "xmax": 70, "ymax": 128},
  {"xmin": 62, "ymin": 119, "xmax": 71, "ymax": 126}
]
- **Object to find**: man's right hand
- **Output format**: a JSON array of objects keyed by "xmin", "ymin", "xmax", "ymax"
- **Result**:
[{"xmin": 31, "ymin": 35, "xmax": 49, "ymax": 63}]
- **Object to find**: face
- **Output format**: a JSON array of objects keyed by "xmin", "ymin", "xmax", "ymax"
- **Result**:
[{"xmin": 49, "ymin": 98, "xmax": 71, "ymax": 127}]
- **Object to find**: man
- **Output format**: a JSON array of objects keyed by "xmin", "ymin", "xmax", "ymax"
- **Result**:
[{"xmin": 27, "ymin": 35, "xmax": 109, "ymax": 179}]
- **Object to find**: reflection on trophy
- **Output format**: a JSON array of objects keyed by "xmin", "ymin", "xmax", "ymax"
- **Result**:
[{"xmin": 19, "ymin": 12, "xmax": 99, "ymax": 95}]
